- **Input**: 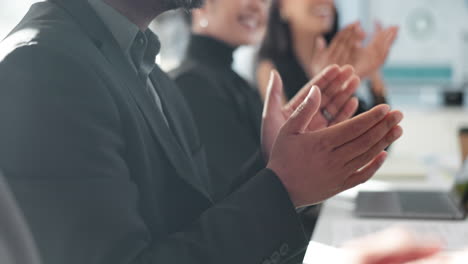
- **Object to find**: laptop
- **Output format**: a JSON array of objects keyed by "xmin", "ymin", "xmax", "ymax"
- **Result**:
[{"xmin": 355, "ymin": 161, "xmax": 468, "ymax": 220}]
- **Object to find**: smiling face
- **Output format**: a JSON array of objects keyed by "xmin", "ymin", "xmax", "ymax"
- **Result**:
[
  {"xmin": 280, "ymin": 0, "xmax": 335, "ymax": 35},
  {"xmin": 192, "ymin": 0, "xmax": 272, "ymax": 47}
]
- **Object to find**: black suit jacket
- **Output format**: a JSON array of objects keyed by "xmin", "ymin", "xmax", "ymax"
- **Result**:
[
  {"xmin": 0, "ymin": 0, "xmax": 307, "ymax": 263},
  {"xmin": 0, "ymin": 174, "xmax": 41, "ymax": 264},
  {"xmin": 171, "ymin": 35, "xmax": 265, "ymax": 201}
]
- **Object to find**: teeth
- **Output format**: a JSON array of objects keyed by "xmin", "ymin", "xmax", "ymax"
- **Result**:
[
  {"xmin": 241, "ymin": 17, "xmax": 259, "ymax": 29},
  {"xmin": 313, "ymin": 5, "xmax": 332, "ymax": 16}
]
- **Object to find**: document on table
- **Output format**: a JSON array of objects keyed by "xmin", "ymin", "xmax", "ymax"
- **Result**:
[
  {"xmin": 303, "ymin": 242, "xmax": 345, "ymax": 264},
  {"xmin": 329, "ymin": 219, "xmax": 468, "ymax": 251}
]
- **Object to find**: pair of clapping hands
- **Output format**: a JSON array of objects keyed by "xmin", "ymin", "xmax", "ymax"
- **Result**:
[
  {"xmin": 262, "ymin": 64, "xmax": 402, "ymax": 208},
  {"xmin": 311, "ymin": 22, "xmax": 399, "ymax": 79},
  {"xmin": 261, "ymin": 65, "xmax": 468, "ymax": 263}
]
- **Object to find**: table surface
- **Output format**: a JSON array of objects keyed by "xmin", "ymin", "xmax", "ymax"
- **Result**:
[{"xmin": 311, "ymin": 107, "xmax": 468, "ymax": 245}]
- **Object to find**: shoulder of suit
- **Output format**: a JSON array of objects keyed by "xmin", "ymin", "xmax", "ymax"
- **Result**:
[
  {"xmin": 0, "ymin": 1, "xmax": 95, "ymax": 64},
  {"xmin": 170, "ymin": 61, "xmax": 229, "ymax": 99}
]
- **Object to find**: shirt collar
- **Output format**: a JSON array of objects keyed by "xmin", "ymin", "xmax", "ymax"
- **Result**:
[
  {"xmin": 88, "ymin": 0, "xmax": 139, "ymax": 54},
  {"xmin": 88, "ymin": 0, "xmax": 161, "ymax": 79}
]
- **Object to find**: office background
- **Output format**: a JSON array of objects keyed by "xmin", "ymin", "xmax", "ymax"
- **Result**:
[{"xmin": 2, "ymin": 0, "xmax": 468, "ymax": 108}]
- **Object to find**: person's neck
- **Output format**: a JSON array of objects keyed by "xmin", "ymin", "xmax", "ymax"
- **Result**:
[
  {"xmin": 192, "ymin": 28, "xmax": 240, "ymax": 50},
  {"xmin": 103, "ymin": 0, "xmax": 163, "ymax": 30},
  {"xmin": 290, "ymin": 25, "xmax": 321, "ymax": 78}
]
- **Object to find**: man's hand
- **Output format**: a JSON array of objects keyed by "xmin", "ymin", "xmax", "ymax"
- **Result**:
[
  {"xmin": 353, "ymin": 22, "xmax": 399, "ymax": 78},
  {"xmin": 265, "ymin": 79, "xmax": 403, "ymax": 207},
  {"xmin": 310, "ymin": 22, "xmax": 366, "ymax": 77},
  {"xmin": 261, "ymin": 65, "xmax": 359, "ymax": 161}
]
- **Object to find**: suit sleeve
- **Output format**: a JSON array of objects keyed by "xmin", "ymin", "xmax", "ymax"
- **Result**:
[{"xmin": 0, "ymin": 45, "xmax": 307, "ymax": 264}]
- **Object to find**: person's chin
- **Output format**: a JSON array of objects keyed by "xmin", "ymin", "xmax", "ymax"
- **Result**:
[
  {"xmin": 236, "ymin": 30, "xmax": 263, "ymax": 46},
  {"xmin": 237, "ymin": 36, "xmax": 259, "ymax": 47}
]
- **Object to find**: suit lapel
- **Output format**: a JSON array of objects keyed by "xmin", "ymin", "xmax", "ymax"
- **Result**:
[
  {"xmin": 50, "ymin": 0, "xmax": 211, "ymax": 199},
  {"xmin": 148, "ymin": 71, "xmax": 215, "ymax": 198}
]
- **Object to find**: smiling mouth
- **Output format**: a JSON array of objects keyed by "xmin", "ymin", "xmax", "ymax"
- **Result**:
[
  {"xmin": 238, "ymin": 15, "xmax": 262, "ymax": 30},
  {"xmin": 311, "ymin": 5, "xmax": 333, "ymax": 18}
]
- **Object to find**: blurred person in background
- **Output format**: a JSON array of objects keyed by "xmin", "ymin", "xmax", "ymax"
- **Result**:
[
  {"xmin": 257, "ymin": 0, "xmax": 398, "ymax": 115},
  {"xmin": 171, "ymin": 0, "xmax": 361, "ymax": 203}
]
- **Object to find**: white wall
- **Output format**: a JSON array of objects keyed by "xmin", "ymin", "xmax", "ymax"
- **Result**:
[
  {"xmin": 367, "ymin": 0, "xmax": 468, "ymax": 85},
  {"xmin": 0, "ymin": 0, "xmax": 40, "ymax": 40}
]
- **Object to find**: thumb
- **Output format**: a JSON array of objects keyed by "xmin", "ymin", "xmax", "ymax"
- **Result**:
[
  {"xmin": 262, "ymin": 70, "xmax": 285, "ymax": 120},
  {"xmin": 310, "ymin": 37, "xmax": 327, "ymax": 76},
  {"xmin": 374, "ymin": 20, "xmax": 383, "ymax": 32},
  {"xmin": 282, "ymin": 85, "xmax": 321, "ymax": 134},
  {"xmin": 312, "ymin": 36, "xmax": 327, "ymax": 60}
]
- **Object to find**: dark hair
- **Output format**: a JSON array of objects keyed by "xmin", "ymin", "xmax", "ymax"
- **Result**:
[{"xmin": 258, "ymin": 0, "xmax": 339, "ymax": 61}]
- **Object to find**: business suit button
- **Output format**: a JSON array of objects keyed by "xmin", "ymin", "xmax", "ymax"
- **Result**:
[
  {"xmin": 280, "ymin": 243, "xmax": 289, "ymax": 256},
  {"xmin": 138, "ymin": 37, "xmax": 144, "ymax": 45},
  {"xmin": 271, "ymin": 251, "xmax": 281, "ymax": 264}
]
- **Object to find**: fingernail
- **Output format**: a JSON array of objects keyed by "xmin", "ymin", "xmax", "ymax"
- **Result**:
[
  {"xmin": 267, "ymin": 70, "xmax": 275, "ymax": 92},
  {"xmin": 379, "ymin": 105, "xmax": 391, "ymax": 116},
  {"xmin": 307, "ymin": 86, "xmax": 318, "ymax": 101}
]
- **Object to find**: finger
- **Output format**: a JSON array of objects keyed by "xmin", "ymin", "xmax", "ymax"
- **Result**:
[
  {"xmin": 375, "ymin": 27, "xmax": 398, "ymax": 62},
  {"xmin": 321, "ymin": 65, "xmax": 355, "ymax": 106},
  {"xmin": 341, "ymin": 152, "xmax": 388, "ymax": 191},
  {"xmin": 374, "ymin": 20, "xmax": 383, "ymax": 32},
  {"xmin": 344, "ymin": 125, "xmax": 403, "ymax": 172},
  {"xmin": 342, "ymin": 23, "xmax": 366, "ymax": 62},
  {"xmin": 263, "ymin": 70, "xmax": 284, "ymax": 120},
  {"xmin": 309, "ymin": 37, "xmax": 328, "ymax": 75},
  {"xmin": 285, "ymin": 65, "xmax": 340, "ymax": 111},
  {"xmin": 327, "ymin": 23, "xmax": 356, "ymax": 57},
  {"xmin": 332, "ymin": 23, "xmax": 365, "ymax": 64},
  {"xmin": 329, "ymin": 97, "xmax": 359, "ymax": 126},
  {"xmin": 329, "ymin": 29, "xmax": 355, "ymax": 64},
  {"xmin": 282, "ymin": 86, "xmax": 321, "ymax": 134},
  {"xmin": 324, "ymin": 104, "xmax": 391, "ymax": 147},
  {"xmin": 313, "ymin": 36, "xmax": 326, "ymax": 56},
  {"xmin": 335, "ymin": 110, "xmax": 403, "ymax": 159},
  {"xmin": 323, "ymin": 75, "xmax": 360, "ymax": 117},
  {"xmin": 383, "ymin": 26, "xmax": 399, "ymax": 51}
]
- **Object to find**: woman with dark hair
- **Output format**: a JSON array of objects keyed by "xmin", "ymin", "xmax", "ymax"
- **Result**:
[
  {"xmin": 257, "ymin": 0, "xmax": 399, "ymax": 114},
  {"xmin": 170, "ymin": 0, "xmax": 360, "ymax": 201}
]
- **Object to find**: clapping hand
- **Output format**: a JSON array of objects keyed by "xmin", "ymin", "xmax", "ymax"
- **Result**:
[
  {"xmin": 261, "ymin": 65, "xmax": 360, "ymax": 161},
  {"xmin": 310, "ymin": 22, "xmax": 365, "ymax": 77},
  {"xmin": 352, "ymin": 22, "xmax": 399, "ymax": 79},
  {"xmin": 263, "ymin": 67, "xmax": 403, "ymax": 207},
  {"xmin": 310, "ymin": 21, "xmax": 398, "ymax": 80}
]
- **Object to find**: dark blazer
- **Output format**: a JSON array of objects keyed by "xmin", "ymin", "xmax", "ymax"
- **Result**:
[
  {"xmin": 0, "ymin": 174, "xmax": 41, "ymax": 264},
  {"xmin": 0, "ymin": 1, "xmax": 307, "ymax": 264},
  {"xmin": 172, "ymin": 35, "xmax": 265, "ymax": 201}
]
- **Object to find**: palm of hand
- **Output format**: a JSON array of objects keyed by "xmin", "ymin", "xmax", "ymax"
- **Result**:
[{"xmin": 262, "ymin": 65, "xmax": 360, "ymax": 161}]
